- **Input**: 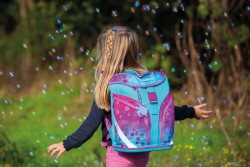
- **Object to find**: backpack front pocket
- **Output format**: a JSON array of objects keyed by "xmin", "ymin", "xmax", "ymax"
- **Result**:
[
  {"xmin": 159, "ymin": 93, "xmax": 175, "ymax": 145},
  {"xmin": 112, "ymin": 93, "xmax": 152, "ymax": 149}
]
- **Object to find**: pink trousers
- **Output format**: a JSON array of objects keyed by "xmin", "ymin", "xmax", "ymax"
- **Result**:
[{"xmin": 106, "ymin": 146, "xmax": 150, "ymax": 167}]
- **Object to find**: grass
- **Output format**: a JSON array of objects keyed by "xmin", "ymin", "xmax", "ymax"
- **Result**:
[{"xmin": 0, "ymin": 79, "xmax": 249, "ymax": 167}]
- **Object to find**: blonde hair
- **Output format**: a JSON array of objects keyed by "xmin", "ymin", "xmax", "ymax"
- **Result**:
[{"xmin": 94, "ymin": 26, "xmax": 148, "ymax": 111}]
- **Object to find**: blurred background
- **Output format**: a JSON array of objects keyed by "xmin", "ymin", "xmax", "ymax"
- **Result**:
[{"xmin": 0, "ymin": 0, "xmax": 249, "ymax": 166}]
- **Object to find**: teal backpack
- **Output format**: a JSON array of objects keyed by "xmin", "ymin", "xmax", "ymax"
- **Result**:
[{"xmin": 102, "ymin": 70, "xmax": 175, "ymax": 152}]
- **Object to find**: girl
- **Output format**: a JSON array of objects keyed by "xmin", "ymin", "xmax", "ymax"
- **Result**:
[{"xmin": 47, "ymin": 26, "xmax": 213, "ymax": 167}]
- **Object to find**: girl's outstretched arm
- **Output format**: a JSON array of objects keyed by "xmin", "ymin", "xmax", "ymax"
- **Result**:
[
  {"xmin": 48, "ymin": 97, "xmax": 106, "ymax": 158},
  {"xmin": 174, "ymin": 105, "xmax": 196, "ymax": 120},
  {"xmin": 174, "ymin": 103, "xmax": 213, "ymax": 121},
  {"xmin": 62, "ymin": 98, "xmax": 106, "ymax": 151}
]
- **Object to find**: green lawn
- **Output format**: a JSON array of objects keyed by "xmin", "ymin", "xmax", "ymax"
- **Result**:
[{"xmin": 0, "ymin": 80, "xmax": 249, "ymax": 167}]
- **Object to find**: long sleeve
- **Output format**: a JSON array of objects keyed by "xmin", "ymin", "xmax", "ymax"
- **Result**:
[
  {"xmin": 174, "ymin": 105, "xmax": 196, "ymax": 120},
  {"xmin": 63, "ymin": 98, "xmax": 106, "ymax": 152}
]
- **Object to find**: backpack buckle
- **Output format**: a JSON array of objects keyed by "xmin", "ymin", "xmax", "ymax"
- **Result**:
[{"xmin": 148, "ymin": 92, "xmax": 158, "ymax": 104}]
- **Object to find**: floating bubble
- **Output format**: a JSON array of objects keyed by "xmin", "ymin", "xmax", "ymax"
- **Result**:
[
  {"xmin": 135, "ymin": 0, "xmax": 140, "ymax": 7},
  {"xmin": 61, "ymin": 91, "xmax": 65, "ymax": 95},
  {"xmin": 130, "ymin": 7, "xmax": 135, "ymax": 13},
  {"xmin": 247, "ymin": 6, "xmax": 250, "ymax": 12},
  {"xmin": 56, "ymin": 19, "xmax": 61, "ymax": 25},
  {"xmin": 96, "ymin": 8, "xmax": 100, "ymax": 13},
  {"xmin": 234, "ymin": 44, "xmax": 238, "ymax": 49},
  {"xmin": 145, "ymin": 30, "xmax": 150, "ymax": 36},
  {"xmin": 151, "ymin": 8, "xmax": 156, "ymax": 14},
  {"xmin": 197, "ymin": 96, "xmax": 205, "ymax": 104},
  {"xmin": 48, "ymin": 65, "xmax": 53, "ymax": 71},
  {"xmin": 205, "ymin": 31, "xmax": 209, "ymax": 36},
  {"xmin": 183, "ymin": 69, "xmax": 187, "ymax": 74},
  {"xmin": 180, "ymin": 19, "xmax": 184, "ymax": 24},
  {"xmin": 63, "ymin": 34, "xmax": 67, "ymax": 38},
  {"xmin": 183, "ymin": 49, "xmax": 189, "ymax": 55},
  {"xmin": 171, "ymin": 67, "xmax": 175, "ymax": 72},
  {"xmin": 224, "ymin": 12, "xmax": 228, "ymax": 17},
  {"xmin": 163, "ymin": 42, "xmax": 170, "ymax": 51},
  {"xmin": 190, "ymin": 124, "xmax": 194, "ymax": 128},
  {"xmin": 153, "ymin": 27, "xmax": 157, "ymax": 32},
  {"xmin": 43, "ymin": 84, "xmax": 47, "ymax": 88},
  {"xmin": 222, "ymin": 99, "xmax": 226, "ymax": 104},
  {"xmin": 247, "ymin": 131, "xmax": 250, "ymax": 136},
  {"xmin": 207, "ymin": 25, "xmax": 212, "ymax": 31},
  {"xmin": 9, "ymin": 72, "xmax": 14, "ymax": 77},
  {"xmin": 85, "ymin": 50, "xmax": 90, "ymax": 56},
  {"xmin": 42, "ymin": 89, "xmax": 46, "ymax": 94},
  {"xmin": 63, "ymin": 5, "xmax": 67, "ymax": 11},
  {"xmin": 51, "ymin": 36, "xmax": 55, "ymax": 40},
  {"xmin": 29, "ymin": 152, "xmax": 34, "ymax": 156},
  {"xmin": 69, "ymin": 31, "xmax": 74, "ymax": 36},
  {"xmin": 50, "ymin": 136, "xmax": 55, "ymax": 139},
  {"xmin": 138, "ymin": 53, "xmax": 142, "ymax": 56},
  {"xmin": 53, "ymin": 158, "xmax": 59, "ymax": 165},
  {"xmin": 177, "ymin": 32, "xmax": 183, "ymax": 38},
  {"xmin": 191, "ymin": 137, "xmax": 194, "ymax": 141},
  {"xmin": 180, "ymin": 3, "xmax": 185, "ymax": 11},
  {"xmin": 59, "ymin": 123, "xmax": 64, "ymax": 129},
  {"xmin": 136, "ymin": 25, "xmax": 140, "ymax": 29},
  {"xmin": 23, "ymin": 43, "xmax": 27, "ymax": 49},
  {"xmin": 153, "ymin": 2, "xmax": 159, "ymax": 9},
  {"xmin": 93, "ymin": 160, "xmax": 99, "ymax": 165},
  {"xmin": 184, "ymin": 90, "xmax": 188, "ymax": 95},
  {"xmin": 142, "ymin": 5, "xmax": 150, "ymax": 11},
  {"xmin": 91, "ymin": 57, "xmax": 95, "ymax": 62},
  {"xmin": 231, "ymin": 22, "xmax": 234, "ymax": 27},
  {"xmin": 210, "ymin": 125, "xmax": 213, "ymax": 128},
  {"xmin": 80, "ymin": 47, "xmax": 84, "ymax": 52},
  {"xmin": 111, "ymin": 10, "xmax": 118, "ymax": 17},
  {"xmin": 172, "ymin": 7, "xmax": 178, "ymax": 13}
]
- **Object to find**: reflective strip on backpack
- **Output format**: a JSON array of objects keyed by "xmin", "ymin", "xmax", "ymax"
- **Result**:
[{"xmin": 114, "ymin": 117, "xmax": 137, "ymax": 148}]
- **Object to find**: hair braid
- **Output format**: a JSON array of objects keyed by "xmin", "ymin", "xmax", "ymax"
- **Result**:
[{"xmin": 101, "ymin": 29, "xmax": 116, "ymax": 74}]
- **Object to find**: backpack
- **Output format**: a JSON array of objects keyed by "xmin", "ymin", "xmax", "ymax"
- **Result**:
[{"xmin": 102, "ymin": 70, "xmax": 175, "ymax": 152}]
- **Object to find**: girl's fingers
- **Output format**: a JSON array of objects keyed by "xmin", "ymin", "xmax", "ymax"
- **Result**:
[
  {"xmin": 202, "ymin": 115, "xmax": 210, "ymax": 119},
  {"xmin": 48, "ymin": 144, "xmax": 56, "ymax": 152},
  {"xmin": 196, "ymin": 103, "xmax": 206, "ymax": 108},
  {"xmin": 50, "ymin": 148, "xmax": 59, "ymax": 157},
  {"xmin": 56, "ymin": 150, "xmax": 63, "ymax": 159}
]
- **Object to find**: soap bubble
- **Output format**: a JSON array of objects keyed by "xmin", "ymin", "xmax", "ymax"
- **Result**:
[
  {"xmin": 48, "ymin": 65, "xmax": 53, "ymax": 71},
  {"xmin": 183, "ymin": 49, "xmax": 189, "ymax": 55},
  {"xmin": 53, "ymin": 158, "xmax": 59, "ymax": 165},
  {"xmin": 9, "ymin": 72, "xmax": 14, "ymax": 77},
  {"xmin": 130, "ymin": 7, "xmax": 135, "ymax": 13},
  {"xmin": 177, "ymin": 32, "xmax": 183, "ymax": 38},
  {"xmin": 111, "ymin": 10, "xmax": 118, "ymax": 17},
  {"xmin": 163, "ymin": 42, "xmax": 170, "ymax": 51},
  {"xmin": 96, "ymin": 8, "xmax": 100, "ymax": 13},
  {"xmin": 142, "ymin": 5, "xmax": 150, "ymax": 11},
  {"xmin": 172, "ymin": 7, "xmax": 178, "ymax": 13},
  {"xmin": 135, "ymin": 1, "xmax": 140, "ymax": 7}
]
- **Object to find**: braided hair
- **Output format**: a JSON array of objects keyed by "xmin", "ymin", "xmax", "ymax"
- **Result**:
[{"xmin": 101, "ymin": 29, "xmax": 117, "ymax": 75}]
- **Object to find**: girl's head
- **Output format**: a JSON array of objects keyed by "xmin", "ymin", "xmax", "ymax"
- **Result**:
[{"xmin": 94, "ymin": 26, "xmax": 147, "ymax": 111}]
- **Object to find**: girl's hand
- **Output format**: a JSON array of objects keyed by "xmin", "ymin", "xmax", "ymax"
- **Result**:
[
  {"xmin": 47, "ymin": 141, "xmax": 66, "ymax": 159},
  {"xmin": 193, "ymin": 103, "xmax": 213, "ymax": 120}
]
